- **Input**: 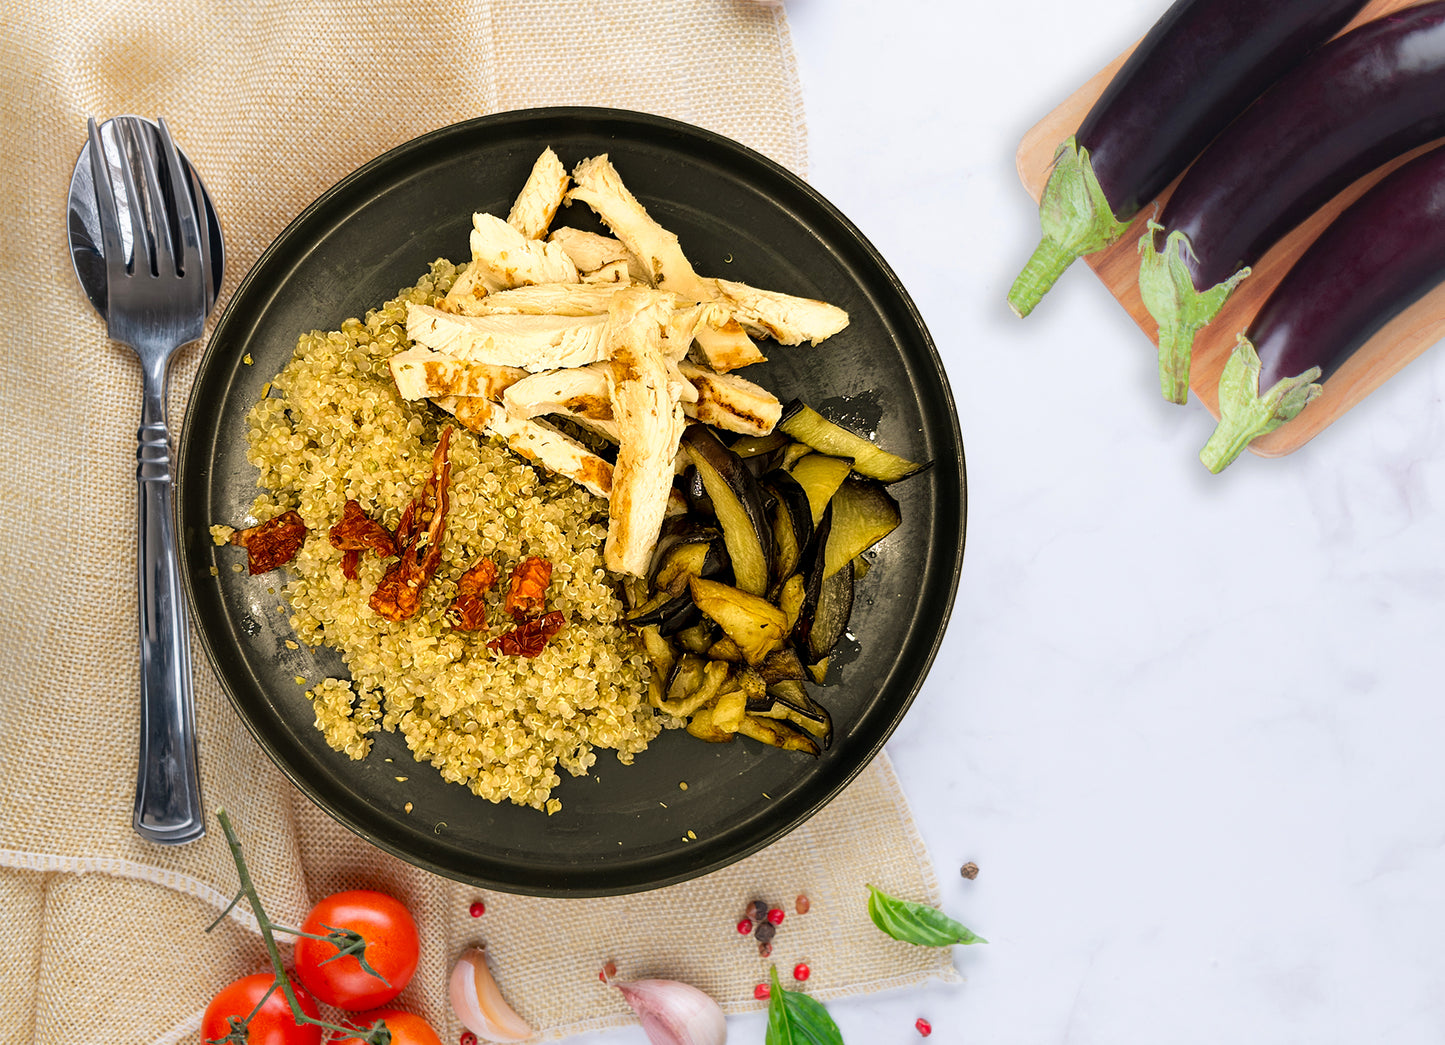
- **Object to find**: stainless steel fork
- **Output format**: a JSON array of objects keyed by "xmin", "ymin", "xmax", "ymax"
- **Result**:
[{"xmin": 88, "ymin": 116, "xmax": 208, "ymax": 844}]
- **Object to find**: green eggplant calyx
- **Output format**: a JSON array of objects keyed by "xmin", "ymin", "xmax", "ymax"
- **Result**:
[
  {"xmin": 1199, "ymin": 336, "xmax": 1322, "ymax": 473},
  {"xmin": 1138, "ymin": 222, "xmax": 1250, "ymax": 405},
  {"xmin": 1007, "ymin": 137, "xmax": 1129, "ymax": 318}
]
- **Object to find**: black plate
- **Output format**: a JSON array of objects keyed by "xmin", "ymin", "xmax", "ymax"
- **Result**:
[{"xmin": 177, "ymin": 107, "xmax": 965, "ymax": 896}]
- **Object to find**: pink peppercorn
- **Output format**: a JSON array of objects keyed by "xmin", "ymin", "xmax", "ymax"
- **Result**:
[
  {"xmin": 916, "ymin": 1017, "xmax": 933, "ymax": 1037},
  {"xmin": 599, "ymin": 960, "xmax": 618, "ymax": 983},
  {"xmin": 460, "ymin": 1034, "xmax": 478, "ymax": 1045},
  {"xmin": 737, "ymin": 918, "xmax": 754, "ymax": 935},
  {"xmin": 758, "ymin": 941, "xmax": 773, "ymax": 957},
  {"xmin": 793, "ymin": 962, "xmax": 811, "ymax": 981},
  {"xmin": 766, "ymin": 907, "xmax": 785, "ymax": 926},
  {"xmin": 795, "ymin": 894, "xmax": 811, "ymax": 914},
  {"xmin": 754, "ymin": 983, "xmax": 771, "ymax": 1000},
  {"xmin": 469, "ymin": 900, "xmax": 485, "ymax": 917}
]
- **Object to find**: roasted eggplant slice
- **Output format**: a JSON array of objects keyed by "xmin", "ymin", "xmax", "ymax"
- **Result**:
[
  {"xmin": 806, "ymin": 555, "xmax": 855, "ymax": 664},
  {"xmin": 686, "ymin": 705, "xmax": 736, "ymax": 743},
  {"xmin": 823, "ymin": 477, "xmax": 901, "ymax": 579},
  {"xmin": 688, "ymin": 576, "xmax": 788, "ymax": 664},
  {"xmin": 730, "ymin": 430, "xmax": 791, "ymax": 475},
  {"xmin": 681, "ymin": 425, "xmax": 775, "ymax": 595},
  {"xmin": 681, "ymin": 464, "xmax": 714, "ymax": 519},
  {"xmin": 746, "ymin": 677, "xmax": 834, "ymax": 748},
  {"xmin": 787, "ymin": 452, "xmax": 854, "ymax": 525},
  {"xmin": 737, "ymin": 713, "xmax": 821, "ymax": 756},
  {"xmin": 778, "ymin": 400, "xmax": 925, "ymax": 482},
  {"xmin": 761, "ymin": 469, "xmax": 813, "ymax": 584}
]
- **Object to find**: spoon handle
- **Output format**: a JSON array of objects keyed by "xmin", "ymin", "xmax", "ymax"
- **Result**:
[{"xmin": 132, "ymin": 373, "xmax": 205, "ymax": 845}]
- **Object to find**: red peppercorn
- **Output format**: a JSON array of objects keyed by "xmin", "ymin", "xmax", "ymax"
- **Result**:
[
  {"xmin": 916, "ymin": 1017, "xmax": 933, "ymax": 1037},
  {"xmin": 599, "ymin": 960, "xmax": 618, "ymax": 983},
  {"xmin": 737, "ymin": 918, "xmax": 754, "ymax": 935},
  {"xmin": 469, "ymin": 900, "xmax": 485, "ymax": 917},
  {"xmin": 758, "ymin": 941, "xmax": 773, "ymax": 957},
  {"xmin": 767, "ymin": 907, "xmax": 785, "ymax": 925},
  {"xmin": 795, "ymin": 894, "xmax": 811, "ymax": 914},
  {"xmin": 754, "ymin": 983, "xmax": 771, "ymax": 1000},
  {"xmin": 793, "ymin": 962, "xmax": 811, "ymax": 981},
  {"xmin": 460, "ymin": 1034, "xmax": 478, "ymax": 1045}
]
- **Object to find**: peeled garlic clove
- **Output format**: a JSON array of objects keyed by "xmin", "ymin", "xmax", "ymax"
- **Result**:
[
  {"xmin": 449, "ymin": 947, "xmax": 533, "ymax": 1042},
  {"xmin": 614, "ymin": 978, "xmax": 727, "ymax": 1045}
]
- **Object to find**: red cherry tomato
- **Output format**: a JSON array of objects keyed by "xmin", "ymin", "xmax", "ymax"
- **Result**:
[
  {"xmin": 334, "ymin": 1008, "xmax": 444, "ymax": 1045},
  {"xmin": 293, "ymin": 889, "xmax": 420, "ymax": 1010},
  {"xmin": 201, "ymin": 972, "xmax": 321, "ymax": 1045}
]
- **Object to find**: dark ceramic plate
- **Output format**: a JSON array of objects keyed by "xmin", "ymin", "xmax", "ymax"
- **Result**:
[{"xmin": 177, "ymin": 107, "xmax": 965, "ymax": 896}]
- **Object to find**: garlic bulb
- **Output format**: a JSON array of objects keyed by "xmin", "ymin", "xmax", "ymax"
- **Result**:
[
  {"xmin": 614, "ymin": 978, "xmax": 727, "ymax": 1045},
  {"xmin": 449, "ymin": 947, "xmax": 534, "ymax": 1042}
]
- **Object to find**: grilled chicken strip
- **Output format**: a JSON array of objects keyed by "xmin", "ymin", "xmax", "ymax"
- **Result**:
[
  {"xmin": 388, "ymin": 346, "xmax": 527, "ymax": 401},
  {"xmin": 407, "ymin": 302, "xmax": 608, "ymax": 371},
  {"xmin": 459, "ymin": 282, "xmax": 669, "ymax": 318},
  {"xmin": 602, "ymin": 288, "xmax": 689, "ymax": 577},
  {"xmin": 706, "ymin": 277, "xmax": 849, "ymax": 346},
  {"xmin": 433, "ymin": 394, "xmax": 614, "ymax": 500},
  {"xmin": 678, "ymin": 362, "xmax": 782, "ymax": 436},
  {"xmin": 442, "ymin": 213, "xmax": 579, "ymax": 313},
  {"xmin": 567, "ymin": 154, "xmax": 766, "ymax": 372},
  {"xmin": 507, "ymin": 147, "xmax": 570, "ymax": 240},
  {"xmin": 547, "ymin": 227, "xmax": 650, "ymax": 284}
]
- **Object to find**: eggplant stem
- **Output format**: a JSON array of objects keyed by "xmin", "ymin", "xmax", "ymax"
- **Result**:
[
  {"xmin": 1009, "ymin": 137, "xmax": 1128, "ymax": 317},
  {"xmin": 1138, "ymin": 223, "xmax": 1250, "ymax": 404},
  {"xmin": 1008, "ymin": 237, "xmax": 1076, "ymax": 317},
  {"xmin": 1199, "ymin": 337, "xmax": 1321, "ymax": 473}
]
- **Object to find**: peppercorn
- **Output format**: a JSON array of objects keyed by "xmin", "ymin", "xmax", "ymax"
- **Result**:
[
  {"xmin": 746, "ymin": 899, "xmax": 769, "ymax": 921},
  {"xmin": 469, "ymin": 900, "xmax": 485, "ymax": 917},
  {"xmin": 916, "ymin": 1017, "xmax": 933, "ymax": 1037},
  {"xmin": 758, "ymin": 941, "xmax": 773, "ymax": 957},
  {"xmin": 766, "ymin": 907, "xmax": 785, "ymax": 926},
  {"xmin": 736, "ymin": 918, "xmax": 754, "ymax": 935},
  {"xmin": 755, "ymin": 920, "xmax": 777, "ymax": 945},
  {"xmin": 754, "ymin": 983, "xmax": 771, "ymax": 1000},
  {"xmin": 793, "ymin": 962, "xmax": 811, "ymax": 981},
  {"xmin": 795, "ymin": 894, "xmax": 811, "ymax": 914}
]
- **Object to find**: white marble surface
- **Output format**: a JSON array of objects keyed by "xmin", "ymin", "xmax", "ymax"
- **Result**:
[{"xmin": 575, "ymin": 1, "xmax": 1445, "ymax": 1042}]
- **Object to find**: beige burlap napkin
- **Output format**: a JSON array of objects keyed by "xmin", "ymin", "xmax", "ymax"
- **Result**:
[{"xmin": 0, "ymin": 2, "xmax": 957, "ymax": 1042}]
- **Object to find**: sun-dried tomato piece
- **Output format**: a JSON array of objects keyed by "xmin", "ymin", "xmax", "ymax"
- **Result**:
[
  {"xmin": 230, "ymin": 510, "xmax": 307, "ymax": 574},
  {"xmin": 369, "ymin": 428, "xmax": 454, "ymax": 622},
  {"xmin": 487, "ymin": 610, "xmax": 566, "ymax": 657},
  {"xmin": 504, "ymin": 556, "xmax": 553, "ymax": 621},
  {"xmin": 449, "ymin": 557, "xmax": 498, "ymax": 631},
  {"xmin": 328, "ymin": 499, "xmax": 398, "ymax": 580}
]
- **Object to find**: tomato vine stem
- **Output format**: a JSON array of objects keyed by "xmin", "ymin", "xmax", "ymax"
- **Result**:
[{"xmin": 210, "ymin": 808, "xmax": 391, "ymax": 1045}]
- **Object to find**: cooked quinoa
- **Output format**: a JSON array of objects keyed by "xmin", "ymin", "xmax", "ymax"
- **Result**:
[{"xmin": 222, "ymin": 259, "xmax": 659, "ymax": 812}]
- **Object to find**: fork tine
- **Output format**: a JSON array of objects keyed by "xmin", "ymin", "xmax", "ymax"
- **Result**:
[
  {"xmin": 113, "ymin": 118, "xmax": 154, "ymax": 276},
  {"xmin": 156, "ymin": 118, "xmax": 202, "ymax": 284},
  {"xmin": 87, "ymin": 117, "xmax": 127, "ymax": 289},
  {"xmin": 125, "ymin": 116, "xmax": 176, "ymax": 277}
]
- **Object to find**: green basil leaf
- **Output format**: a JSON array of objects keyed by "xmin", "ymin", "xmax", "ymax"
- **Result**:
[
  {"xmin": 866, "ymin": 884, "xmax": 987, "ymax": 946},
  {"xmin": 765, "ymin": 966, "xmax": 845, "ymax": 1045}
]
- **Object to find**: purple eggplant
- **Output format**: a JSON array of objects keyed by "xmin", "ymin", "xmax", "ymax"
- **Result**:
[
  {"xmin": 1008, "ymin": 0, "xmax": 1366, "ymax": 318},
  {"xmin": 1199, "ymin": 142, "xmax": 1445, "ymax": 472},
  {"xmin": 1143, "ymin": 1, "xmax": 1445, "ymax": 403}
]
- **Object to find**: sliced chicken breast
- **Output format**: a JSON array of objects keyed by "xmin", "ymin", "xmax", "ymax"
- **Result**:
[{"xmin": 507, "ymin": 147, "xmax": 570, "ymax": 240}]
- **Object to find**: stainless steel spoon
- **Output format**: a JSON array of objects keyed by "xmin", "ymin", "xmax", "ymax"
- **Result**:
[{"xmin": 67, "ymin": 116, "xmax": 224, "ymax": 845}]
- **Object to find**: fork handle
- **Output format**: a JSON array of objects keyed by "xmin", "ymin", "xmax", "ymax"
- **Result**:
[{"xmin": 133, "ymin": 383, "xmax": 205, "ymax": 845}]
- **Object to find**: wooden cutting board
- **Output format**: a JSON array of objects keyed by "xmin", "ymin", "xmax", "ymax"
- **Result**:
[{"xmin": 1015, "ymin": 0, "xmax": 1445, "ymax": 458}]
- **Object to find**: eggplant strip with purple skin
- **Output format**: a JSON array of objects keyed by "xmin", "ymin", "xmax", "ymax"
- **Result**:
[
  {"xmin": 1008, "ymin": 0, "xmax": 1367, "ymax": 318},
  {"xmin": 1200, "ymin": 142, "xmax": 1445, "ymax": 472},
  {"xmin": 1142, "ymin": 1, "xmax": 1445, "ymax": 404}
]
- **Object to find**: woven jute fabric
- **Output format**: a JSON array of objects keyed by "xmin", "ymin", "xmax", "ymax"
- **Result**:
[{"xmin": 0, "ymin": 2, "xmax": 956, "ymax": 1042}]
